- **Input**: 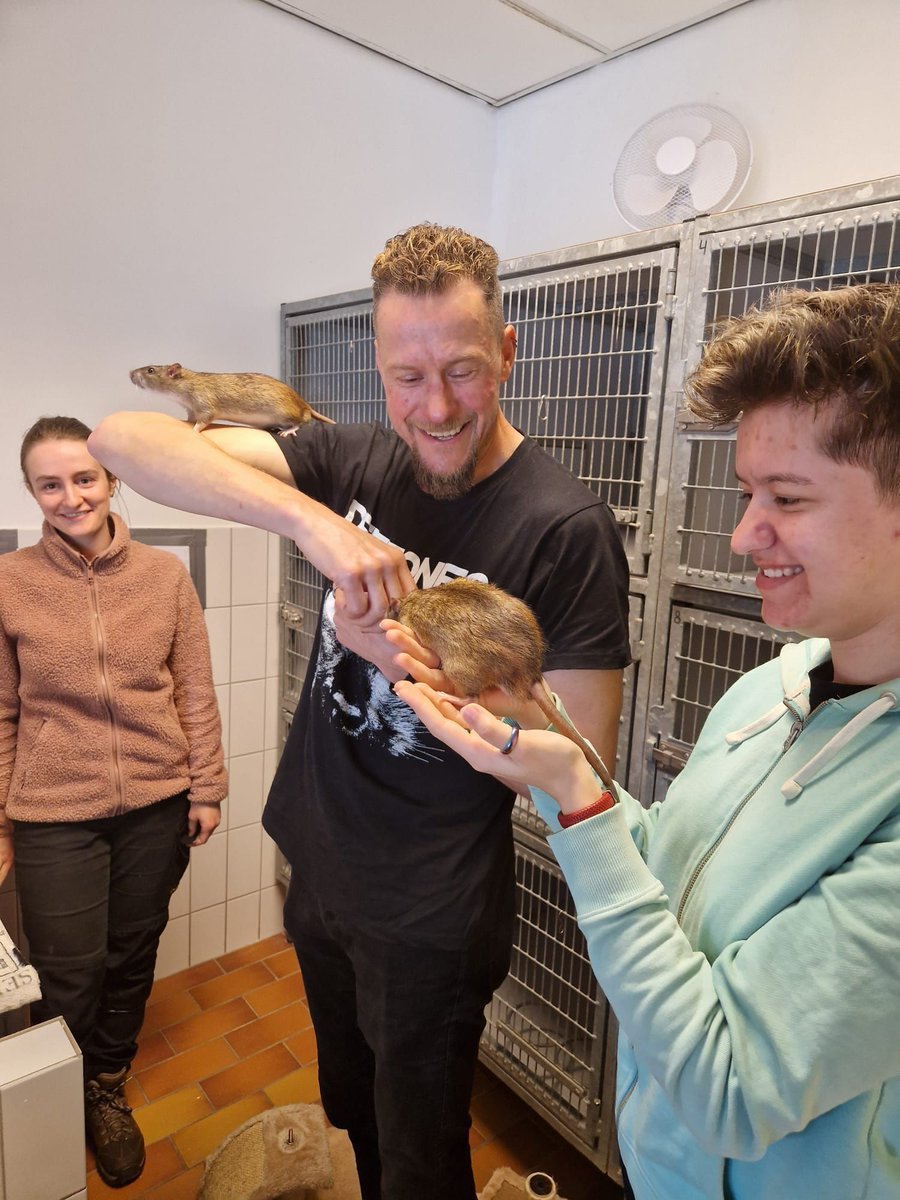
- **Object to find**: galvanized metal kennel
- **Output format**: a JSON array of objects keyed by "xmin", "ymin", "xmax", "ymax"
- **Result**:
[{"xmin": 276, "ymin": 176, "xmax": 900, "ymax": 1178}]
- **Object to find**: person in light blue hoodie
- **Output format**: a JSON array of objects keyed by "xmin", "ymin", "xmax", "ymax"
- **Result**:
[{"xmin": 394, "ymin": 283, "xmax": 900, "ymax": 1200}]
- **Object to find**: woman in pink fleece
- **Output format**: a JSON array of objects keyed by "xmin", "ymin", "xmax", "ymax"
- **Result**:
[{"xmin": 0, "ymin": 416, "xmax": 227, "ymax": 1188}]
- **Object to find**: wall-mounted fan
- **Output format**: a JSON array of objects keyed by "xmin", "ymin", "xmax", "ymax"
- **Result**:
[{"xmin": 613, "ymin": 103, "xmax": 752, "ymax": 230}]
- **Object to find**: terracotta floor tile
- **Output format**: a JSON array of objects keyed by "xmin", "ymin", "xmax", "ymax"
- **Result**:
[
  {"xmin": 140, "ymin": 991, "xmax": 202, "ymax": 1036},
  {"xmin": 139, "ymin": 1037, "xmax": 239, "ymax": 1101},
  {"xmin": 132, "ymin": 1030, "xmax": 174, "ymax": 1073},
  {"xmin": 124, "ymin": 1073, "xmax": 148, "ymax": 1110},
  {"xmin": 165, "ymin": 996, "xmax": 255, "ymax": 1053},
  {"xmin": 264, "ymin": 944, "xmax": 301, "ymax": 979},
  {"xmin": 120, "ymin": 934, "xmax": 622, "ymax": 1199},
  {"xmin": 202, "ymin": 1043, "xmax": 299, "ymax": 1109},
  {"xmin": 188, "ymin": 961, "xmax": 274, "ymax": 1010},
  {"xmin": 283, "ymin": 1022, "xmax": 317, "ymax": 1066},
  {"xmin": 86, "ymin": 1137, "xmax": 184, "ymax": 1199},
  {"xmin": 142, "ymin": 1163, "xmax": 205, "ymax": 1199},
  {"xmin": 136, "ymin": 1084, "xmax": 214, "ymax": 1145},
  {"xmin": 216, "ymin": 931, "xmax": 288, "ymax": 972},
  {"xmin": 149, "ymin": 959, "xmax": 223, "ymax": 1006},
  {"xmin": 225, "ymin": 998, "xmax": 311, "ymax": 1059},
  {"xmin": 173, "ymin": 1092, "xmax": 271, "ymax": 1167},
  {"xmin": 245, "ymin": 970, "xmax": 304, "ymax": 1016},
  {"xmin": 264, "ymin": 1063, "xmax": 321, "ymax": 1107}
]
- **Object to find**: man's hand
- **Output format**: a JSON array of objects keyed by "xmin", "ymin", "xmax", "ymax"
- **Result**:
[
  {"xmin": 303, "ymin": 514, "xmax": 415, "ymax": 625},
  {"xmin": 89, "ymin": 413, "xmax": 415, "ymax": 626},
  {"xmin": 333, "ymin": 591, "xmax": 412, "ymax": 680}
]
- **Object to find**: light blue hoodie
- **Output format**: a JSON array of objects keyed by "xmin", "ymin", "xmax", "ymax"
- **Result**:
[{"xmin": 533, "ymin": 638, "xmax": 900, "ymax": 1199}]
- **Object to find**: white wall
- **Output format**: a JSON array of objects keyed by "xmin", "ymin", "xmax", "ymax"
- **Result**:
[
  {"xmin": 0, "ymin": 0, "xmax": 495, "ymax": 528},
  {"xmin": 493, "ymin": 0, "xmax": 900, "ymax": 259}
]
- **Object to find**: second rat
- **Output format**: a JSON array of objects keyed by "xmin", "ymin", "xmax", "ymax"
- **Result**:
[
  {"xmin": 129, "ymin": 363, "xmax": 333, "ymax": 434},
  {"xmin": 391, "ymin": 579, "xmax": 614, "ymax": 790}
]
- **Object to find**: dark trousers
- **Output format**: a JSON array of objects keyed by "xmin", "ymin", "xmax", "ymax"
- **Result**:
[
  {"xmin": 14, "ymin": 792, "xmax": 189, "ymax": 1079},
  {"xmin": 284, "ymin": 878, "xmax": 512, "ymax": 1200}
]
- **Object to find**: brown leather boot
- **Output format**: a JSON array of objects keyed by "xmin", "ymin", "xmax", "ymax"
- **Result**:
[{"xmin": 85, "ymin": 1068, "xmax": 146, "ymax": 1188}]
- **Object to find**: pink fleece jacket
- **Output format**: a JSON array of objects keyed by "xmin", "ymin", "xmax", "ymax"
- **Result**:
[{"xmin": 0, "ymin": 515, "xmax": 227, "ymax": 832}]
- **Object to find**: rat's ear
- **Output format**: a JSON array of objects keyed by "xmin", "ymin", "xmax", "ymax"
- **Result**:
[{"xmin": 167, "ymin": 363, "xmax": 182, "ymax": 377}]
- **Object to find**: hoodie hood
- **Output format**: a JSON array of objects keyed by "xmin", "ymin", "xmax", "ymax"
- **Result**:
[{"xmin": 724, "ymin": 638, "xmax": 899, "ymax": 799}]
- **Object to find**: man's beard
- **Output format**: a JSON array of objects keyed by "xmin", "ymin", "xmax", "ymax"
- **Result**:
[{"xmin": 410, "ymin": 440, "xmax": 479, "ymax": 501}]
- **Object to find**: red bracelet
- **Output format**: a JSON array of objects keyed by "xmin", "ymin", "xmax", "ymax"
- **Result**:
[{"xmin": 557, "ymin": 791, "xmax": 616, "ymax": 828}]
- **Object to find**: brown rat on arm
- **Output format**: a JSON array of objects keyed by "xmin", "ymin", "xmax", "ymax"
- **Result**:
[
  {"xmin": 129, "ymin": 363, "xmax": 333, "ymax": 435},
  {"xmin": 391, "ymin": 579, "xmax": 615, "ymax": 791}
]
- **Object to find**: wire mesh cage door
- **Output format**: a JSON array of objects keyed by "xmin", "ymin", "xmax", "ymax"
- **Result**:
[
  {"xmin": 284, "ymin": 295, "xmax": 383, "ymax": 425},
  {"xmin": 280, "ymin": 295, "xmax": 380, "ymax": 711},
  {"xmin": 481, "ymin": 837, "xmax": 613, "ymax": 1166},
  {"xmin": 501, "ymin": 249, "xmax": 677, "ymax": 578},
  {"xmin": 647, "ymin": 607, "xmax": 800, "ymax": 804}
]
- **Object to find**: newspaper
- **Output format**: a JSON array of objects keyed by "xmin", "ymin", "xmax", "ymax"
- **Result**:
[{"xmin": 0, "ymin": 918, "xmax": 41, "ymax": 1014}]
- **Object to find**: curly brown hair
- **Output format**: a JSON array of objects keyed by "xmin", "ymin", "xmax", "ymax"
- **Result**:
[
  {"xmin": 684, "ymin": 283, "xmax": 900, "ymax": 498},
  {"xmin": 371, "ymin": 223, "xmax": 505, "ymax": 337}
]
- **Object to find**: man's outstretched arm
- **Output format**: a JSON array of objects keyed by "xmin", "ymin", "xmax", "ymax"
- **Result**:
[{"xmin": 89, "ymin": 412, "xmax": 414, "ymax": 620}]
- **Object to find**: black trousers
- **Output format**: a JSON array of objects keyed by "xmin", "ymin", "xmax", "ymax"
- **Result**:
[
  {"xmin": 284, "ymin": 877, "xmax": 512, "ymax": 1200},
  {"xmin": 14, "ymin": 792, "xmax": 189, "ymax": 1079}
]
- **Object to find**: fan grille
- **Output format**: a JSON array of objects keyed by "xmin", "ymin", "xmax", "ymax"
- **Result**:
[{"xmin": 613, "ymin": 104, "xmax": 752, "ymax": 230}]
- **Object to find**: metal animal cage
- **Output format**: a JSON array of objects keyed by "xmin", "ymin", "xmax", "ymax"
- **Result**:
[
  {"xmin": 277, "ymin": 176, "xmax": 900, "ymax": 1176},
  {"xmin": 481, "ymin": 837, "xmax": 619, "ymax": 1180}
]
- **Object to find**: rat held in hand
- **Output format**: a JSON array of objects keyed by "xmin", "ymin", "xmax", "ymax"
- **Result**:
[
  {"xmin": 129, "ymin": 363, "xmax": 333, "ymax": 434},
  {"xmin": 391, "ymin": 579, "xmax": 614, "ymax": 789}
]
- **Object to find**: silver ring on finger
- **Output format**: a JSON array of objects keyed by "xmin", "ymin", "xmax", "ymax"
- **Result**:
[{"xmin": 500, "ymin": 718, "xmax": 521, "ymax": 756}]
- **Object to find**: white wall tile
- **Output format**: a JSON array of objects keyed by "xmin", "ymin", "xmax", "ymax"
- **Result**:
[
  {"xmin": 205, "ymin": 526, "xmax": 232, "ymax": 609},
  {"xmin": 229, "ymin": 679, "xmax": 265, "ymax": 756},
  {"xmin": 190, "ymin": 831, "xmax": 227, "ymax": 909},
  {"xmin": 227, "ymin": 752, "xmax": 264, "ymax": 829},
  {"xmin": 156, "ymin": 915, "xmax": 190, "ymax": 979},
  {"xmin": 231, "ymin": 527, "xmax": 269, "ymax": 606},
  {"xmin": 227, "ymin": 823, "xmax": 262, "ymax": 900},
  {"xmin": 230, "ymin": 604, "xmax": 267, "ymax": 683},
  {"xmin": 190, "ymin": 904, "xmax": 225, "ymax": 965},
  {"xmin": 215, "ymin": 684, "xmax": 230, "ymax": 757},
  {"xmin": 265, "ymin": 602, "xmax": 280, "ymax": 679},
  {"xmin": 226, "ymin": 893, "xmax": 261, "ymax": 953},
  {"xmin": 205, "ymin": 607, "xmax": 231, "ymax": 687},
  {"xmin": 267, "ymin": 534, "xmax": 282, "ymax": 603},
  {"xmin": 259, "ymin": 886, "xmax": 286, "ymax": 940},
  {"xmin": 168, "ymin": 862, "xmax": 191, "ymax": 920}
]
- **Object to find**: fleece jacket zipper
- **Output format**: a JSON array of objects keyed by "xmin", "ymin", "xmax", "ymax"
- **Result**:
[{"xmin": 86, "ymin": 560, "xmax": 125, "ymax": 816}]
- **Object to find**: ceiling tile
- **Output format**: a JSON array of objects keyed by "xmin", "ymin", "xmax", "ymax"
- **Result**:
[
  {"xmin": 261, "ymin": 0, "xmax": 604, "ymax": 103},
  {"xmin": 259, "ymin": 0, "xmax": 755, "ymax": 104},
  {"xmin": 503, "ymin": 0, "xmax": 753, "ymax": 53}
]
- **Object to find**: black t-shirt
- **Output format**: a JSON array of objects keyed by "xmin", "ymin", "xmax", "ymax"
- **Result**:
[{"xmin": 263, "ymin": 422, "xmax": 631, "ymax": 944}]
